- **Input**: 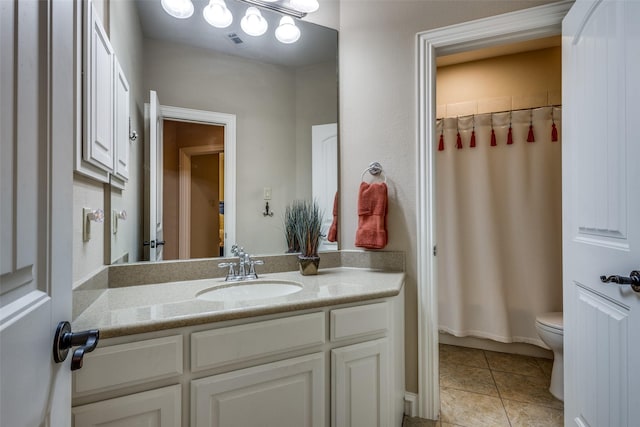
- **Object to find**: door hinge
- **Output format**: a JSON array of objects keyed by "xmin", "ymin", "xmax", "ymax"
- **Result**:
[{"xmin": 433, "ymin": 245, "xmax": 437, "ymax": 256}]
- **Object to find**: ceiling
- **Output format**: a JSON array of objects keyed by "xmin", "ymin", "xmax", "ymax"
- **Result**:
[{"xmin": 135, "ymin": 0, "xmax": 337, "ymax": 68}]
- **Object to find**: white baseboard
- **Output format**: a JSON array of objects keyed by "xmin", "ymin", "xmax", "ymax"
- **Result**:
[
  {"xmin": 404, "ymin": 392, "xmax": 418, "ymax": 417},
  {"xmin": 439, "ymin": 333, "xmax": 553, "ymax": 359}
]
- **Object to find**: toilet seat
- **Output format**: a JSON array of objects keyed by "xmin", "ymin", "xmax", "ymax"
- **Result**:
[{"xmin": 536, "ymin": 312, "xmax": 563, "ymax": 333}]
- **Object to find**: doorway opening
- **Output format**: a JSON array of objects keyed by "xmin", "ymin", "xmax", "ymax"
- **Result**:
[
  {"xmin": 163, "ymin": 120, "xmax": 225, "ymax": 260},
  {"xmin": 434, "ymin": 42, "xmax": 563, "ymax": 426},
  {"xmin": 415, "ymin": 1, "xmax": 572, "ymax": 420}
]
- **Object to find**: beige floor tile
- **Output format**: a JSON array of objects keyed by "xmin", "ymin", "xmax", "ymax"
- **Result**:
[
  {"xmin": 440, "ymin": 363, "xmax": 499, "ymax": 397},
  {"xmin": 536, "ymin": 357, "xmax": 554, "ymax": 377},
  {"xmin": 440, "ymin": 387, "xmax": 510, "ymax": 427},
  {"xmin": 492, "ymin": 371, "xmax": 563, "ymax": 410},
  {"xmin": 403, "ymin": 415, "xmax": 440, "ymax": 426},
  {"xmin": 484, "ymin": 351, "xmax": 546, "ymax": 378},
  {"xmin": 503, "ymin": 399, "xmax": 564, "ymax": 427},
  {"xmin": 440, "ymin": 344, "xmax": 488, "ymax": 369}
]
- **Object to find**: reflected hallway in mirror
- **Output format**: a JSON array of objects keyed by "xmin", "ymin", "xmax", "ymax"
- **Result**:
[{"xmin": 163, "ymin": 120, "xmax": 225, "ymax": 260}]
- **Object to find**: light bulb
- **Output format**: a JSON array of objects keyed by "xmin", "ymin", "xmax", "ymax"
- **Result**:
[
  {"xmin": 289, "ymin": 0, "xmax": 319, "ymax": 13},
  {"xmin": 203, "ymin": 0, "xmax": 233, "ymax": 28},
  {"xmin": 161, "ymin": 0, "xmax": 194, "ymax": 19},
  {"xmin": 240, "ymin": 7, "xmax": 268, "ymax": 37},
  {"xmin": 275, "ymin": 16, "xmax": 300, "ymax": 44}
]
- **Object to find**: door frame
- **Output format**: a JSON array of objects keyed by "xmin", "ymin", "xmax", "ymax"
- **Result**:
[
  {"xmin": 415, "ymin": 1, "xmax": 572, "ymax": 419},
  {"xmin": 160, "ymin": 106, "xmax": 236, "ymax": 257},
  {"xmin": 178, "ymin": 144, "xmax": 224, "ymax": 259}
]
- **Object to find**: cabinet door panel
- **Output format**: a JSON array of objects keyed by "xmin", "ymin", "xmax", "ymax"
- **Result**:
[
  {"xmin": 83, "ymin": 1, "xmax": 113, "ymax": 172},
  {"xmin": 191, "ymin": 353, "xmax": 324, "ymax": 427},
  {"xmin": 332, "ymin": 339, "xmax": 389, "ymax": 427},
  {"xmin": 72, "ymin": 384, "xmax": 181, "ymax": 427},
  {"xmin": 113, "ymin": 57, "xmax": 130, "ymax": 183}
]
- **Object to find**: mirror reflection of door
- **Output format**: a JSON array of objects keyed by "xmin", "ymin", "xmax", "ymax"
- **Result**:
[
  {"xmin": 163, "ymin": 120, "xmax": 225, "ymax": 260},
  {"xmin": 312, "ymin": 123, "xmax": 338, "ymax": 252}
]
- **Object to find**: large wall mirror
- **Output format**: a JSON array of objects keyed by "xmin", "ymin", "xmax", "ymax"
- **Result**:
[{"xmin": 108, "ymin": 0, "xmax": 338, "ymax": 264}]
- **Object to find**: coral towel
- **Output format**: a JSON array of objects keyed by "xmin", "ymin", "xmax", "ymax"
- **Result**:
[
  {"xmin": 327, "ymin": 192, "xmax": 338, "ymax": 242},
  {"xmin": 355, "ymin": 182, "xmax": 388, "ymax": 249}
]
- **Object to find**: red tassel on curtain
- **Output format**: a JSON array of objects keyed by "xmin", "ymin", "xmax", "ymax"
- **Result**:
[
  {"xmin": 507, "ymin": 126, "xmax": 513, "ymax": 145},
  {"xmin": 438, "ymin": 133, "xmax": 444, "ymax": 151},
  {"xmin": 470, "ymin": 130, "xmax": 476, "ymax": 148},
  {"xmin": 456, "ymin": 132, "xmax": 463, "ymax": 149},
  {"xmin": 551, "ymin": 123, "xmax": 558, "ymax": 141},
  {"xmin": 527, "ymin": 124, "xmax": 535, "ymax": 142},
  {"xmin": 490, "ymin": 129, "xmax": 497, "ymax": 146}
]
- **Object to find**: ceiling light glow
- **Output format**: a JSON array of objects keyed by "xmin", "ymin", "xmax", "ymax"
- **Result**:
[
  {"xmin": 203, "ymin": 0, "xmax": 233, "ymax": 28},
  {"xmin": 289, "ymin": 0, "xmax": 319, "ymax": 13},
  {"xmin": 240, "ymin": 7, "xmax": 268, "ymax": 37},
  {"xmin": 161, "ymin": 0, "xmax": 194, "ymax": 19},
  {"xmin": 275, "ymin": 16, "xmax": 301, "ymax": 44}
]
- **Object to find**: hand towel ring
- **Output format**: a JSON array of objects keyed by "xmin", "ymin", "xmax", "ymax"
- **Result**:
[{"xmin": 361, "ymin": 161, "xmax": 387, "ymax": 183}]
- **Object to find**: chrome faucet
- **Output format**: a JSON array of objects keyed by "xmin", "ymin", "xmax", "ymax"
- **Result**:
[{"xmin": 218, "ymin": 245, "xmax": 264, "ymax": 281}]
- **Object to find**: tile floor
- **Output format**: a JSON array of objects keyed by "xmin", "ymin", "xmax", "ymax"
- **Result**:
[{"xmin": 403, "ymin": 344, "xmax": 563, "ymax": 427}]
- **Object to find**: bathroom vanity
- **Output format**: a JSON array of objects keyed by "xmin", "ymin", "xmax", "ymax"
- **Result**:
[{"xmin": 71, "ymin": 267, "xmax": 405, "ymax": 427}]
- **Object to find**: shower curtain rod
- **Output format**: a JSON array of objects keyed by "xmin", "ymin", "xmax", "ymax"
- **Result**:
[{"xmin": 436, "ymin": 104, "xmax": 562, "ymax": 121}]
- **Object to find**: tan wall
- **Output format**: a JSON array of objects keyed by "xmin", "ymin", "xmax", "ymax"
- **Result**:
[
  {"xmin": 163, "ymin": 121, "xmax": 224, "ymax": 260},
  {"xmin": 436, "ymin": 47, "xmax": 561, "ymax": 117},
  {"xmin": 190, "ymin": 154, "xmax": 220, "ymax": 258},
  {"xmin": 338, "ymin": 0, "xmax": 557, "ymax": 394}
]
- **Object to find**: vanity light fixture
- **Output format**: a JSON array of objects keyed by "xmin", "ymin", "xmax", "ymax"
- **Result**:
[
  {"xmin": 161, "ymin": 0, "xmax": 314, "ymax": 43},
  {"xmin": 240, "ymin": 7, "xmax": 268, "ymax": 36},
  {"xmin": 161, "ymin": 0, "xmax": 194, "ymax": 19},
  {"xmin": 237, "ymin": 0, "xmax": 306, "ymax": 19},
  {"xmin": 275, "ymin": 16, "xmax": 300, "ymax": 44},
  {"xmin": 203, "ymin": 0, "xmax": 233, "ymax": 28}
]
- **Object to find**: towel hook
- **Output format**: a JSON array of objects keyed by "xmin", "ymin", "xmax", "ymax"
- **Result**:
[{"xmin": 361, "ymin": 161, "xmax": 387, "ymax": 183}]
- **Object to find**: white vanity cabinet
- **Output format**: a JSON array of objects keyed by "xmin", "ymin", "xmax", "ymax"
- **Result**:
[
  {"xmin": 71, "ymin": 291, "xmax": 405, "ymax": 427},
  {"xmin": 192, "ymin": 353, "xmax": 325, "ymax": 427}
]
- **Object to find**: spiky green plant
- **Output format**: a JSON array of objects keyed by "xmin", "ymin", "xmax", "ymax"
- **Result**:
[
  {"xmin": 293, "ymin": 200, "xmax": 324, "ymax": 257},
  {"xmin": 284, "ymin": 202, "xmax": 302, "ymax": 253}
]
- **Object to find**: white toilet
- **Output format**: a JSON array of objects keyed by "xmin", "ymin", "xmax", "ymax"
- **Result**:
[{"xmin": 535, "ymin": 312, "xmax": 564, "ymax": 401}]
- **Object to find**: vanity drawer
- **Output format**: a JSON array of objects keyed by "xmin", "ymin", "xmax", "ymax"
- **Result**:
[
  {"xmin": 191, "ymin": 312, "xmax": 325, "ymax": 372},
  {"xmin": 73, "ymin": 335, "xmax": 183, "ymax": 396},
  {"xmin": 330, "ymin": 302, "xmax": 389, "ymax": 342}
]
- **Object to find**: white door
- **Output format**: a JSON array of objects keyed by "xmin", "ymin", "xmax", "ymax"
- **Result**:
[
  {"xmin": 145, "ymin": 90, "xmax": 164, "ymax": 261},
  {"xmin": 0, "ymin": 0, "xmax": 74, "ymax": 425},
  {"xmin": 563, "ymin": 0, "xmax": 640, "ymax": 425},
  {"xmin": 312, "ymin": 123, "xmax": 338, "ymax": 251}
]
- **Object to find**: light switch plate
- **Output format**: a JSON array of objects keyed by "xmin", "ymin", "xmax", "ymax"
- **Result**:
[{"xmin": 263, "ymin": 187, "xmax": 272, "ymax": 200}]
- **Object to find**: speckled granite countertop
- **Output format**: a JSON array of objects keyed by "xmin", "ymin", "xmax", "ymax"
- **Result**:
[{"xmin": 73, "ymin": 267, "xmax": 405, "ymax": 339}]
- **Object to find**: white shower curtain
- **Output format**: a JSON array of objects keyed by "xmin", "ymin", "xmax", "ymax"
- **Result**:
[{"xmin": 436, "ymin": 106, "xmax": 563, "ymax": 346}]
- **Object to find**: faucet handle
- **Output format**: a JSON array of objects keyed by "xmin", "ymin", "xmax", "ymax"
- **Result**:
[
  {"xmin": 248, "ymin": 259, "xmax": 264, "ymax": 277},
  {"xmin": 218, "ymin": 262, "xmax": 237, "ymax": 277}
]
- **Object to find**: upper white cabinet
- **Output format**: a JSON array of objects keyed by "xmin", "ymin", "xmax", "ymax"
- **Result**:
[
  {"xmin": 75, "ymin": 0, "xmax": 130, "ymax": 187},
  {"xmin": 112, "ymin": 57, "xmax": 131, "ymax": 187},
  {"xmin": 83, "ymin": 1, "xmax": 114, "ymax": 173}
]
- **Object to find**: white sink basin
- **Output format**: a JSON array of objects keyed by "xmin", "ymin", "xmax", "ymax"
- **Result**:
[{"xmin": 197, "ymin": 279, "xmax": 303, "ymax": 302}]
